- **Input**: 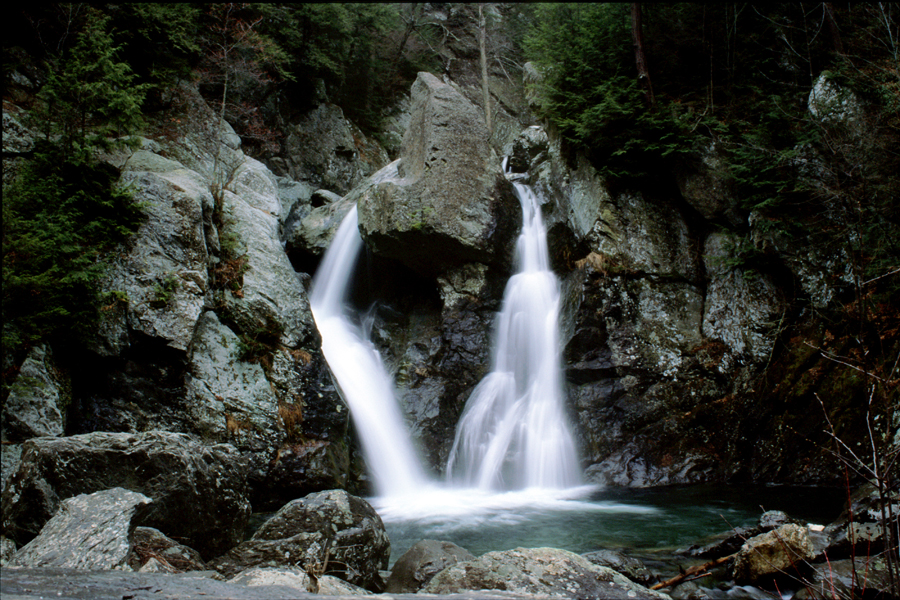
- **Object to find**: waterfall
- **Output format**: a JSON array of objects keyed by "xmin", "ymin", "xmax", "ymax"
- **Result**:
[
  {"xmin": 445, "ymin": 175, "xmax": 581, "ymax": 490},
  {"xmin": 310, "ymin": 159, "xmax": 580, "ymax": 501},
  {"xmin": 309, "ymin": 202, "xmax": 428, "ymax": 498}
]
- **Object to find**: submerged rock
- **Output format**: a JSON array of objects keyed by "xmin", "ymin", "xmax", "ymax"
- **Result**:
[{"xmin": 9, "ymin": 488, "xmax": 150, "ymax": 570}]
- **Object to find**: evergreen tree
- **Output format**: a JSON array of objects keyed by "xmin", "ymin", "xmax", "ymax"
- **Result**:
[
  {"xmin": 3, "ymin": 8, "xmax": 147, "ymax": 381},
  {"xmin": 29, "ymin": 10, "xmax": 148, "ymax": 160}
]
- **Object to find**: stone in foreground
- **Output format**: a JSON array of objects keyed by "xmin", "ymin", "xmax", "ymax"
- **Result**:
[
  {"xmin": 9, "ymin": 488, "xmax": 150, "ymax": 570},
  {"xmin": 386, "ymin": 539, "xmax": 475, "ymax": 593},
  {"xmin": 1, "ymin": 431, "xmax": 250, "ymax": 560},
  {"xmin": 210, "ymin": 489, "xmax": 389, "ymax": 591},
  {"xmin": 421, "ymin": 546, "xmax": 670, "ymax": 599}
]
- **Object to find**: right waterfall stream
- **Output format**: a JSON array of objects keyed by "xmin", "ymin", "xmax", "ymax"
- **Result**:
[{"xmin": 445, "ymin": 169, "xmax": 581, "ymax": 491}]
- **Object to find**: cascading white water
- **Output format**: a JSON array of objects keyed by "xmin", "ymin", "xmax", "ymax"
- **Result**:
[
  {"xmin": 309, "ymin": 200, "xmax": 428, "ymax": 498},
  {"xmin": 445, "ymin": 174, "xmax": 581, "ymax": 490},
  {"xmin": 310, "ymin": 158, "xmax": 580, "ymax": 504}
]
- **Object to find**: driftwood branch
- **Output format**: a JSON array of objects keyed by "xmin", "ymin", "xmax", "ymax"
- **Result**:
[{"xmin": 650, "ymin": 554, "xmax": 735, "ymax": 590}]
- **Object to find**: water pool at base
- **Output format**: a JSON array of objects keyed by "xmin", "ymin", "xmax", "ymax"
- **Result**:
[{"xmin": 374, "ymin": 484, "xmax": 846, "ymax": 567}]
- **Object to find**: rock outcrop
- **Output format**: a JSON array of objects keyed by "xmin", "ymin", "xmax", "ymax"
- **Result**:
[
  {"xmin": 8, "ymin": 488, "xmax": 151, "ymax": 570},
  {"xmin": 357, "ymin": 72, "xmax": 521, "ymax": 276},
  {"xmin": 210, "ymin": 490, "xmax": 390, "ymax": 591},
  {"xmin": 1, "ymin": 431, "xmax": 250, "ymax": 560}
]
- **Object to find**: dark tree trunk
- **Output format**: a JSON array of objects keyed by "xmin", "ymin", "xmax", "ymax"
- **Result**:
[
  {"xmin": 631, "ymin": 3, "xmax": 655, "ymax": 108},
  {"xmin": 824, "ymin": 2, "xmax": 844, "ymax": 55}
]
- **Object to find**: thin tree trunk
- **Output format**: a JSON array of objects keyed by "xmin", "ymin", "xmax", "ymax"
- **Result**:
[
  {"xmin": 824, "ymin": 2, "xmax": 844, "ymax": 55},
  {"xmin": 479, "ymin": 4, "xmax": 492, "ymax": 133},
  {"xmin": 631, "ymin": 3, "xmax": 655, "ymax": 108}
]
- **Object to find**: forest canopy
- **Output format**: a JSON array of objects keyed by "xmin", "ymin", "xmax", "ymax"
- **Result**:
[{"xmin": 2, "ymin": 2, "xmax": 898, "ymax": 370}]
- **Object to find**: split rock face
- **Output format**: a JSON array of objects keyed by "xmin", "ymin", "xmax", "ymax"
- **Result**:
[{"xmin": 357, "ymin": 72, "xmax": 520, "ymax": 277}]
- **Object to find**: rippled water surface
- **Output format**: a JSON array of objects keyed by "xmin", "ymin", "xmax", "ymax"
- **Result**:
[{"xmin": 375, "ymin": 484, "xmax": 845, "ymax": 566}]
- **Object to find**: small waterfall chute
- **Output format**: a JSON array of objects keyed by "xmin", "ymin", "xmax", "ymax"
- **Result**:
[
  {"xmin": 446, "ymin": 175, "xmax": 581, "ymax": 491},
  {"xmin": 309, "ymin": 201, "xmax": 428, "ymax": 498}
]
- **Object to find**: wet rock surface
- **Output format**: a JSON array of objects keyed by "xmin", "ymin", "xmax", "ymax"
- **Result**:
[
  {"xmin": 210, "ymin": 490, "xmax": 389, "ymax": 591},
  {"xmin": 8, "ymin": 488, "xmax": 150, "ymax": 570},
  {"xmin": 1, "ymin": 431, "xmax": 250, "ymax": 560}
]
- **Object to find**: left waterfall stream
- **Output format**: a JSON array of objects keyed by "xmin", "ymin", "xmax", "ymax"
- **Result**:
[{"xmin": 308, "ymin": 183, "xmax": 430, "ymax": 498}]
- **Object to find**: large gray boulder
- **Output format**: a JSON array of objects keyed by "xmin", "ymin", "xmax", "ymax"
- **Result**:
[
  {"xmin": 1, "ymin": 345, "xmax": 68, "ymax": 441},
  {"xmin": 1, "ymin": 431, "xmax": 249, "ymax": 560},
  {"xmin": 421, "ymin": 547, "xmax": 669, "ymax": 599},
  {"xmin": 8, "ymin": 488, "xmax": 151, "ymax": 570},
  {"xmin": 808, "ymin": 72, "xmax": 863, "ymax": 126},
  {"xmin": 357, "ymin": 72, "xmax": 520, "ymax": 276},
  {"xmin": 210, "ymin": 489, "xmax": 389, "ymax": 591},
  {"xmin": 385, "ymin": 539, "xmax": 475, "ymax": 593},
  {"xmin": 97, "ymin": 148, "xmax": 213, "ymax": 355},
  {"xmin": 732, "ymin": 523, "xmax": 815, "ymax": 585}
]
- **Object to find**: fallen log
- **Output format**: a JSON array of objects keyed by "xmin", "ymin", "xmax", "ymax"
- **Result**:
[{"xmin": 650, "ymin": 553, "xmax": 736, "ymax": 590}]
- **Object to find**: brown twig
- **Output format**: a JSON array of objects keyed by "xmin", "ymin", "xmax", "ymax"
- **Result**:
[{"xmin": 650, "ymin": 554, "xmax": 735, "ymax": 590}]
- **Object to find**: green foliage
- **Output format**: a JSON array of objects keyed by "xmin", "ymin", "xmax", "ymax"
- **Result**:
[
  {"xmin": 104, "ymin": 4, "xmax": 202, "ymax": 88},
  {"xmin": 28, "ymin": 9, "xmax": 148, "ymax": 160},
  {"xmin": 524, "ymin": 4, "xmax": 691, "ymax": 182},
  {"xmin": 150, "ymin": 273, "xmax": 179, "ymax": 309},
  {"xmin": 2, "ymin": 147, "xmax": 145, "ymax": 366}
]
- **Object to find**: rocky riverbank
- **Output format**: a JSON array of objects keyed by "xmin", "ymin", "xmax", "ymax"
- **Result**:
[{"xmin": 1, "ymin": 482, "xmax": 896, "ymax": 599}]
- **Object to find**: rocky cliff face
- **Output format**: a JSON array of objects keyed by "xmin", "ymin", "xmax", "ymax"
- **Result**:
[{"xmin": 3, "ymin": 14, "xmax": 893, "ymax": 526}]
